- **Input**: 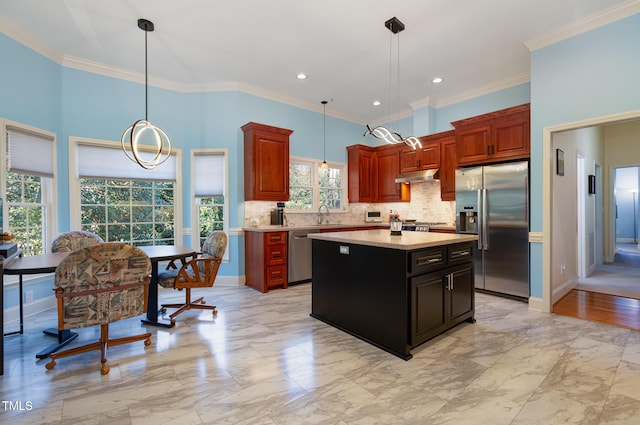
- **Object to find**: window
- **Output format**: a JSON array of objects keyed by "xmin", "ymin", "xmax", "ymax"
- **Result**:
[
  {"xmin": 80, "ymin": 179, "xmax": 174, "ymax": 245},
  {"xmin": 286, "ymin": 157, "xmax": 345, "ymax": 211},
  {"xmin": 2, "ymin": 121, "xmax": 56, "ymax": 256},
  {"xmin": 69, "ymin": 138, "xmax": 181, "ymax": 246},
  {"xmin": 192, "ymin": 150, "xmax": 228, "ymax": 259}
]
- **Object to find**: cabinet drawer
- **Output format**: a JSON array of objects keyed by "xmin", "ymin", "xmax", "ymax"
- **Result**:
[
  {"xmin": 448, "ymin": 243, "xmax": 473, "ymax": 265},
  {"xmin": 266, "ymin": 265, "xmax": 287, "ymax": 287},
  {"xmin": 409, "ymin": 247, "xmax": 446, "ymax": 274},
  {"xmin": 265, "ymin": 244, "xmax": 286, "ymax": 265},
  {"xmin": 265, "ymin": 231, "xmax": 286, "ymax": 245}
]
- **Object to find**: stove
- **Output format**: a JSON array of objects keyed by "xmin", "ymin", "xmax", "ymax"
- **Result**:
[{"xmin": 401, "ymin": 222, "xmax": 446, "ymax": 232}]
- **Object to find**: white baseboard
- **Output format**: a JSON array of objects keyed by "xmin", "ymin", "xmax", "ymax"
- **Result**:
[
  {"xmin": 3, "ymin": 295, "xmax": 56, "ymax": 329},
  {"xmin": 552, "ymin": 276, "xmax": 577, "ymax": 305},
  {"xmin": 528, "ymin": 296, "xmax": 548, "ymax": 313},
  {"xmin": 215, "ymin": 275, "xmax": 246, "ymax": 287}
]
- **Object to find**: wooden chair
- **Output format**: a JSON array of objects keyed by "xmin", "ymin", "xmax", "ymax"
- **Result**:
[
  {"xmin": 45, "ymin": 243, "xmax": 152, "ymax": 375},
  {"xmin": 158, "ymin": 231, "xmax": 227, "ymax": 323},
  {"xmin": 51, "ymin": 230, "xmax": 104, "ymax": 252}
]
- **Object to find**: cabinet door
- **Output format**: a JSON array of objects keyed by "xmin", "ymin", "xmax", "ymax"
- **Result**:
[
  {"xmin": 347, "ymin": 145, "xmax": 374, "ymax": 203},
  {"xmin": 455, "ymin": 124, "xmax": 490, "ymax": 166},
  {"xmin": 418, "ymin": 141, "xmax": 440, "ymax": 170},
  {"xmin": 243, "ymin": 122, "xmax": 292, "ymax": 201},
  {"xmin": 440, "ymin": 137, "xmax": 457, "ymax": 201},
  {"xmin": 411, "ymin": 272, "xmax": 446, "ymax": 346},
  {"xmin": 399, "ymin": 147, "xmax": 419, "ymax": 173},
  {"xmin": 492, "ymin": 110, "xmax": 529, "ymax": 161},
  {"xmin": 447, "ymin": 264, "xmax": 474, "ymax": 323},
  {"xmin": 375, "ymin": 147, "xmax": 409, "ymax": 202}
]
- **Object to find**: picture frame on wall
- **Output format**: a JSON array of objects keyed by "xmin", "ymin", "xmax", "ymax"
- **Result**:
[{"xmin": 556, "ymin": 149, "xmax": 564, "ymax": 176}]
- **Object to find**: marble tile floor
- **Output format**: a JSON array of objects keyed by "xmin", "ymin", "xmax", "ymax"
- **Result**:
[{"xmin": 2, "ymin": 284, "xmax": 640, "ymax": 425}]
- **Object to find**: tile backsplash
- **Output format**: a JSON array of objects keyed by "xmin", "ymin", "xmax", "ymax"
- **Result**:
[{"xmin": 244, "ymin": 181, "xmax": 455, "ymax": 227}]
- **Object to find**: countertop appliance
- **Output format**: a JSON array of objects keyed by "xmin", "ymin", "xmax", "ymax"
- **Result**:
[
  {"xmin": 455, "ymin": 160, "xmax": 529, "ymax": 299},
  {"xmin": 365, "ymin": 210, "xmax": 383, "ymax": 223},
  {"xmin": 288, "ymin": 229, "xmax": 320, "ymax": 284}
]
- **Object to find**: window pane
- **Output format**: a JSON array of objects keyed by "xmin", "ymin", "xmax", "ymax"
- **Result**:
[
  {"xmin": 80, "ymin": 178, "xmax": 174, "ymax": 245},
  {"xmin": 288, "ymin": 187, "xmax": 313, "ymax": 210},
  {"xmin": 197, "ymin": 196, "xmax": 224, "ymax": 245},
  {"xmin": 6, "ymin": 172, "xmax": 45, "ymax": 256},
  {"xmin": 290, "ymin": 163, "xmax": 312, "ymax": 186}
]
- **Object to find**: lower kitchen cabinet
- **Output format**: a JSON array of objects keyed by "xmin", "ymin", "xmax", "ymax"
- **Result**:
[
  {"xmin": 245, "ymin": 230, "xmax": 288, "ymax": 293},
  {"xmin": 411, "ymin": 263, "xmax": 473, "ymax": 346},
  {"xmin": 311, "ymin": 238, "xmax": 474, "ymax": 360}
]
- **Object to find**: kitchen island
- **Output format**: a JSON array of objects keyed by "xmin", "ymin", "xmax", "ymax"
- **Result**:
[{"xmin": 309, "ymin": 229, "xmax": 478, "ymax": 360}]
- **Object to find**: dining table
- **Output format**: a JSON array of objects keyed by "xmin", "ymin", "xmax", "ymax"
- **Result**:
[{"xmin": 2, "ymin": 244, "xmax": 196, "ymax": 359}]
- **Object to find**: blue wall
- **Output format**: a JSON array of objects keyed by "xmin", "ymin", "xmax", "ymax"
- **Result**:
[{"xmin": 529, "ymin": 13, "xmax": 640, "ymax": 298}]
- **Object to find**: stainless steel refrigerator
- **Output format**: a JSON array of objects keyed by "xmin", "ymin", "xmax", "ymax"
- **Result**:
[{"xmin": 455, "ymin": 161, "xmax": 529, "ymax": 299}]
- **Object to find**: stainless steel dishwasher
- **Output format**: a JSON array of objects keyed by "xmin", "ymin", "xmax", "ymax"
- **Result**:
[{"xmin": 288, "ymin": 229, "xmax": 319, "ymax": 284}]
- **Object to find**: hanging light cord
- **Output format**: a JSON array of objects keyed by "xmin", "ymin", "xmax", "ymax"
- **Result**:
[{"xmin": 144, "ymin": 27, "xmax": 149, "ymax": 121}]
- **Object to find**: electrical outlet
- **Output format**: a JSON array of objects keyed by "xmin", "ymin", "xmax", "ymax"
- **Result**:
[
  {"xmin": 25, "ymin": 290, "xmax": 34, "ymax": 304},
  {"xmin": 560, "ymin": 261, "xmax": 567, "ymax": 274}
]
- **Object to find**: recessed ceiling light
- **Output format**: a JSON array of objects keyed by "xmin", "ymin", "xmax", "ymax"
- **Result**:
[
  {"xmin": 372, "ymin": 100, "xmax": 381, "ymax": 106},
  {"xmin": 296, "ymin": 73, "xmax": 308, "ymax": 80},
  {"xmin": 432, "ymin": 77, "xmax": 443, "ymax": 84}
]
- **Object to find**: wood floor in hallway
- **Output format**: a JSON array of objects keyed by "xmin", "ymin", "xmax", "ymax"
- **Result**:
[{"xmin": 554, "ymin": 289, "xmax": 640, "ymax": 331}]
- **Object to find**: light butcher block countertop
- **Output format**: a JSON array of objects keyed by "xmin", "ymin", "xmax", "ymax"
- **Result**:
[{"xmin": 308, "ymin": 229, "xmax": 477, "ymax": 251}]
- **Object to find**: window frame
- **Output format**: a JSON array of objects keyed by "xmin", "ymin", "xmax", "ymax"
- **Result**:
[
  {"xmin": 68, "ymin": 137, "xmax": 183, "ymax": 245},
  {"xmin": 286, "ymin": 155, "xmax": 346, "ymax": 213},
  {"xmin": 190, "ymin": 148, "xmax": 229, "ymax": 261},
  {"xmin": 1, "ymin": 119, "xmax": 57, "ymax": 255}
]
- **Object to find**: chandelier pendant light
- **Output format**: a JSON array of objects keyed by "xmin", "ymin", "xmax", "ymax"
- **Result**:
[
  {"xmin": 321, "ymin": 100, "xmax": 329, "ymax": 171},
  {"xmin": 121, "ymin": 18, "xmax": 172, "ymax": 170},
  {"xmin": 364, "ymin": 17, "xmax": 421, "ymax": 150}
]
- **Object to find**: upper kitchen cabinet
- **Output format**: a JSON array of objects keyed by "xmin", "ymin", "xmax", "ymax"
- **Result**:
[
  {"xmin": 347, "ymin": 144, "xmax": 409, "ymax": 203},
  {"xmin": 399, "ymin": 138, "xmax": 440, "ymax": 173},
  {"xmin": 438, "ymin": 131, "xmax": 457, "ymax": 202},
  {"xmin": 242, "ymin": 122, "xmax": 293, "ymax": 201},
  {"xmin": 452, "ymin": 103, "xmax": 530, "ymax": 167},
  {"xmin": 375, "ymin": 144, "xmax": 410, "ymax": 202},
  {"xmin": 347, "ymin": 144, "xmax": 375, "ymax": 203}
]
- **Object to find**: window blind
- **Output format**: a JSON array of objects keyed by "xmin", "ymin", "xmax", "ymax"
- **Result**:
[
  {"xmin": 7, "ymin": 127, "xmax": 55, "ymax": 177},
  {"xmin": 77, "ymin": 143, "xmax": 177, "ymax": 181},
  {"xmin": 194, "ymin": 152, "xmax": 225, "ymax": 196}
]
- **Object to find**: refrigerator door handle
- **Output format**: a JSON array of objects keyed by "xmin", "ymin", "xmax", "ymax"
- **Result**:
[
  {"xmin": 482, "ymin": 188, "xmax": 489, "ymax": 250},
  {"xmin": 477, "ymin": 189, "xmax": 483, "ymax": 250}
]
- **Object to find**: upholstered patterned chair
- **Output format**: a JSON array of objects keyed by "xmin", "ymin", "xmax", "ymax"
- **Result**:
[
  {"xmin": 45, "ymin": 243, "xmax": 152, "ymax": 375},
  {"xmin": 158, "ymin": 231, "xmax": 227, "ymax": 323},
  {"xmin": 51, "ymin": 230, "xmax": 104, "ymax": 252}
]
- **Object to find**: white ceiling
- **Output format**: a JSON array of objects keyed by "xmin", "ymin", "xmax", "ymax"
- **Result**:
[{"xmin": 0, "ymin": 0, "xmax": 635, "ymax": 123}]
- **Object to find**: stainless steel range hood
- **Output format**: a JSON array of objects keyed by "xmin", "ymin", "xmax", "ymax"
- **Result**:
[{"xmin": 395, "ymin": 169, "xmax": 439, "ymax": 183}]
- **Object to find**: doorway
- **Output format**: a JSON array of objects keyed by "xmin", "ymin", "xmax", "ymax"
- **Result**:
[{"xmin": 542, "ymin": 112, "xmax": 640, "ymax": 315}]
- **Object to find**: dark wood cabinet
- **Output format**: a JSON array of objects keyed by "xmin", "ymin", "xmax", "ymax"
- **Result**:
[
  {"xmin": 312, "ymin": 238, "xmax": 474, "ymax": 359},
  {"xmin": 347, "ymin": 144, "xmax": 409, "ymax": 203},
  {"xmin": 347, "ymin": 144, "xmax": 375, "ymax": 203},
  {"xmin": 440, "ymin": 136, "xmax": 457, "ymax": 201},
  {"xmin": 374, "ymin": 145, "xmax": 409, "ymax": 202},
  {"xmin": 245, "ymin": 231, "xmax": 288, "ymax": 293},
  {"xmin": 410, "ymin": 247, "xmax": 474, "ymax": 347},
  {"xmin": 399, "ymin": 139, "xmax": 440, "ymax": 173},
  {"xmin": 452, "ymin": 104, "xmax": 530, "ymax": 167},
  {"xmin": 242, "ymin": 122, "xmax": 293, "ymax": 201}
]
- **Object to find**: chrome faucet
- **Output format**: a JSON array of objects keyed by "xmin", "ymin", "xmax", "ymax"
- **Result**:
[{"xmin": 317, "ymin": 204, "xmax": 329, "ymax": 225}]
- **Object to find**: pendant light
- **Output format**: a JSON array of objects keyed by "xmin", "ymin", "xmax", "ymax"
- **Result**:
[
  {"xmin": 364, "ymin": 17, "xmax": 421, "ymax": 150},
  {"xmin": 321, "ymin": 100, "xmax": 329, "ymax": 171},
  {"xmin": 121, "ymin": 18, "xmax": 172, "ymax": 170}
]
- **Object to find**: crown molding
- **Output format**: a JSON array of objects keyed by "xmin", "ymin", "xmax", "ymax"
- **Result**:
[
  {"xmin": 0, "ymin": 16, "xmax": 63, "ymax": 63},
  {"xmin": 409, "ymin": 96, "xmax": 435, "ymax": 111},
  {"xmin": 524, "ymin": 0, "xmax": 640, "ymax": 51},
  {"xmin": 434, "ymin": 73, "xmax": 530, "ymax": 108}
]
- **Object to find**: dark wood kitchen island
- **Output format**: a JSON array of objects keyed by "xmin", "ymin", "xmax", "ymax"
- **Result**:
[{"xmin": 309, "ymin": 229, "xmax": 478, "ymax": 360}]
